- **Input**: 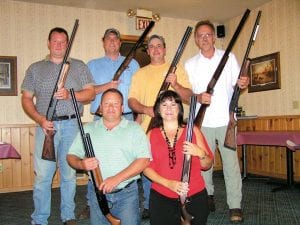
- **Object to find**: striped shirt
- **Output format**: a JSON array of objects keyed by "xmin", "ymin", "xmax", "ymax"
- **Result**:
[
  {"xmin": 68, "ymin": 118, "xmax": 151, "ymax": 188},
  {"xmin": 21, "ymin": 57, "xmax": 94, "ymax": 116}
]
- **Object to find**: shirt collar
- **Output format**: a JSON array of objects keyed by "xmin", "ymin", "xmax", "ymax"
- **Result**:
[
  {"xmin": 44, "ymin": 54, "xmax": 72, "ymax": 63},
  {"xmin": 104, "ymin": 53, "xmax": 122, "ymax": 62},
  {"xmin": 198, "ymin": 47, "xmax": 219, "ymax": 59},
  {"xmin": 97, "ymin": 117, "xmax": 128, "ymax": 131}
]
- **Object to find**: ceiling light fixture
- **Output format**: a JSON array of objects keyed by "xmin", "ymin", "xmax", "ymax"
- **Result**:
[{"xmin": 127, "ymin": 8, "xmax": 161, "ymax": 22}]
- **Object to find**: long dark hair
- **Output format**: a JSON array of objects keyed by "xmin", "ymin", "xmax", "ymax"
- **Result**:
[{"xmin": 151, "ymin": 90, "xmax": 184, "ymax": 129}]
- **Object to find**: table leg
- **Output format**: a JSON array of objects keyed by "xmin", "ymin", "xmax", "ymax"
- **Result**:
[
  {"xmin": 242, "ymin": 144, "xmax": 247, "ymax": 180},
  {"xmin": 271, "ymin": 148, "xmax": 295, "ymax": 192},
  {"xmin": 287, "ymin": 148, "xmax": 294, "ymax": 186}
]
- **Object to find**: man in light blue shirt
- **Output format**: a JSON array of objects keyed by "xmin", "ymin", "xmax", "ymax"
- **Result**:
[{"xmin": 88, "ymin": 28, "xmax": 140, "ymax": 121}]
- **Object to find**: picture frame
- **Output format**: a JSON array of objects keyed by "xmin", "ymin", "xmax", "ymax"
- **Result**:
[
  {"xmin": 0, "ymin": 56, "xmax": 17, "ymax": 96},
  {"xmin": 248, "ymin": 52, "xmax": 280, "ymax": 93}
]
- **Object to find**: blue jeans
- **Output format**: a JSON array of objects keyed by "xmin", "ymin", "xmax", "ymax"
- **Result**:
[
  {"xmin": 31, "ymin": 119, "xmax": 78, "ymax": 225},
  {"xmin": 142, "ymin": 174, "xmax": 151, "ymax": 210},
  {"xmin": 88, "ymin": 180, "xmax": 141, "ymax": 225}
]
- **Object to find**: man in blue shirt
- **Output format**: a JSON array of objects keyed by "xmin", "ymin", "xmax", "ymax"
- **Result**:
[{"xmin": 88, "ymin": 28, "xmax": 140, "ymax": 121}]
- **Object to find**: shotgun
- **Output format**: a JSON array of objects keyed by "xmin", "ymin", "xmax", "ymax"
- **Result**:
[
  {"xmin": 194, "ymin": 9, "xmax": 250, "ymax": 128},
  {"xmin": 146, "ymin": 26, "xmax": 193, "ymax": 132},
  {"xmin": 113, "ymin": 21, "xmax": 155, "ymax": 81},
  {"xmin": 95, "ymin": 21, "xmax": 155, "ymax": 115},
  {"xmin": 224, "ymin": 11, "xmax": 262, "ymax": 150},
  {"xmin": 42, "ymin": 19, "xmax": 79, "ymax": 161},
  {"xmin": 70, "ymin": 88, "xmax": 121, "ymax": 225},
  {"xmin": 180, "ymin": 95, "xmax": 197, "ymax": 225}
]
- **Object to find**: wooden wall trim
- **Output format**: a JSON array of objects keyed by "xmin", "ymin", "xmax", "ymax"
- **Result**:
[
  {"xmin": 0, "ymin": 124, "xmax": 87, "ymax": 193},
  {"xmin": 214, "ymin": 115, "xmax": 300, "ymax": 182},
  {"xmin": 1, "ymin": 116, "xmax": 299, "ymax": 192}
]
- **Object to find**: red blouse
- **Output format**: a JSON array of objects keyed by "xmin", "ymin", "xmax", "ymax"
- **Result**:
[{"xmin": 149, "ymin": 127, "xmax": 213, "ymax": 198}]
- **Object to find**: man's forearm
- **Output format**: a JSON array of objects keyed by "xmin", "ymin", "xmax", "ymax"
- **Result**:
[
  {"xmin": 114, "ymin": 158, "xmax": 150, "ymax": 183},
  {"xmin": 21, "ymin": 95, "xmax": 44, "ymax": 125},
  {"xmin": 128, "ymin": 98, "xmax": 147, "ymax": 114},
  {"xmin": 74, "ymin": 86, "xmax": 95, "ymax": 102},
  {"xmin": 67, "ymin": 154, "xmax": 84, "ymax": 170},
  {"xmin": 94, "ymin": 83, "xmax": 106, "ymax": 95},
  {"xmin": 174, "ymin": 84, "xmax": 192, "ymax": 104}
]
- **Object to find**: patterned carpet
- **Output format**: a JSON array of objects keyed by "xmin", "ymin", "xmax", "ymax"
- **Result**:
[{"xmin": 0, "ymin": 173, "xmax": 299, "ymax": 225}]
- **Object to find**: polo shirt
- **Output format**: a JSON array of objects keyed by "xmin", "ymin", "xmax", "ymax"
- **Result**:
[
  {"xmin": 68, "ymin": 118, "xmax": 151, "ymax": 188},
  {"xmin": 21, "ymin": 57, "xmax": 94, "ymax": 116},
  {"xmin": 129, "ymin": 62, "xmax": 191, "ymax": 131},
  {"xmin": 88, "ymin": 56, "xmax": 140, "ymax": 114},
  {"xmin": 185, "ymin": 49, "xmax": 240, "ymax": 127}
]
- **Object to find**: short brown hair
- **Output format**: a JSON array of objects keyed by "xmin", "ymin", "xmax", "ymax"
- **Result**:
[
  {"xmin": 147, "ymin": 34, "xmax": 166, "ymax": 48},
  {"xmin": 194, "ymin": 20, "xmax": 215, "ymax": 36},
  {"xmin": 48, "ymin": 27, "xmax": 69, "ymax": 42},
  {"xmin": 101, "ymin": 88, "xmax": 124, "ymax": 105}
]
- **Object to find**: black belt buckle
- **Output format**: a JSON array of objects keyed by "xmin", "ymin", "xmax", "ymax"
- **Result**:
[
  {"xmin": 122, "ymin": 112, "xmax": 133, "ymax": 115},
  {"xmin": 52, "ymin": 114, "xmax": 76, "ymax": 121},
  {"xmin": 109, "ymin": 180, "xmax": 136, "ymax": 194}
]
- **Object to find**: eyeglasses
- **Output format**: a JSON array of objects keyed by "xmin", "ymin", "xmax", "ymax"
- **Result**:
[
  {"xmin": 148, "ymin": 44, "xmax": 164, "ymax": 49},
  {"xmin": 198, "ymin": 33, "xmax": 214, "ymax": 39}
]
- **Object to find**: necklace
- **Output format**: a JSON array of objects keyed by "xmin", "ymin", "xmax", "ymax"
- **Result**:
[{"xmin": 162, "ymin": 125, "xmax": 179, "ymax": 169}]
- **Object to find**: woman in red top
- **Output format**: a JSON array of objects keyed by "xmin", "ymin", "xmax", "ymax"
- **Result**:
[{"xmin": 143, "ymin": 90, "xmax": 213, "ymax": 225}]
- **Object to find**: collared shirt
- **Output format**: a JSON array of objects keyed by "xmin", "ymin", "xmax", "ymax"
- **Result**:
[
  {"xmin": 68, "ymin": 118, "xmax": 151, "ymax": 189},
  {"xmin": 129, "ymin": 62, "xmax": 191, "ymax": 131},
  {"xmin": 88, "ymin": 55, "xmax": 140, "ymax": 114},
  {"xmin": 21, "ymin": 57, "xmax": 94, "ymax": 116},
  {"xmin": 185, "ymin": 48, "xmax": 240, "ymax": 127}
]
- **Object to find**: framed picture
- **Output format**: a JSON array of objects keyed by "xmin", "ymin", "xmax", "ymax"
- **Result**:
[
  {"xmin": 0, "ymin": 56, "xmax": 17, "ymax": 96},
  {"xmin": 248, "ymin": 52, "xmax": 280, "ymax": 93}
]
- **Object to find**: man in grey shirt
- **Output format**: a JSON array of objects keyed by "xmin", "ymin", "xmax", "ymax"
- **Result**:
[{"xmin": 21, "ymin": 27, "xmax": 95, "ymax": 225}]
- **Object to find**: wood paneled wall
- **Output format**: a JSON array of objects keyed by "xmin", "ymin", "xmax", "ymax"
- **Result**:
[
  {"xmin": 214, "ymin": 115, "xmax": 300, "ymax": 181},
  {"xmin": 1, "ymin": 116, "xmax": 299, "ymax": 193},
  {"xmin": 0, "ymin": 124, "xmax": 87, "ymax": 193}
]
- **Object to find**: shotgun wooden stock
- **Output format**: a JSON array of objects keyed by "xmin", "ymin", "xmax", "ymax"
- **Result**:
[
  {"xmin": 113, "ymin": 21, "xmax": 155, "ymax": 81},
  {"xmin": 194, "ymin": 9, "xmax": 250, "ymax": 129},
  {"xmin": 41, "ymin": 62, "xmax": 70, "ymax": 161},
  {"xmin": 224, "ymin": 60, "xmax": 250, "ymax": 150},
  {"xmin": 70, "ymin": 89, "xmax": 120, "ymax": 225},
  {"xmin": 224, "ymin": 11, "xmax": 262, "ymax": 150},
  {"xmin": 41, "ymin": 19, "xmax": 79, "ymax": 161},
  {"xmin": 95, "ymin": 21, "xmax": 155, "ymax": 116},
  {"xmin": 146, "ymin": 26, "xmax": 193, "ymax": 133}
]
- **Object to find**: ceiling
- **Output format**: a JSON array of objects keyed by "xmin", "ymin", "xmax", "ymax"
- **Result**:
[{"xmin": 16, "ymin": 0, "xmax": 271, "ymax": 23}]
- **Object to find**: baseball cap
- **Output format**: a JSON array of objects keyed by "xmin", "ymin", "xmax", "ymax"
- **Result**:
[{"xmin": 103, "ymin": 28, "xmax": 120, "ymax": 39}]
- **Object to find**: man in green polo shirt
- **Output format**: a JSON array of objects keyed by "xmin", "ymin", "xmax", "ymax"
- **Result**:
[{"xmin": 67, "ymin": 88, "xmax": 151, "ymax": 225}]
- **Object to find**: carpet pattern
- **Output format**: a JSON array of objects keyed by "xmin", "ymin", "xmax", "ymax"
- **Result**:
[{"xmin": 0, "ymin": 173, "xmax": 299, "ymax": 225}]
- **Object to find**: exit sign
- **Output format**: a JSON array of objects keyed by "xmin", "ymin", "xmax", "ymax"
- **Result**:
[{"xmin": 136, "ymin": 17, "xmax": 152, "ymax": 30}]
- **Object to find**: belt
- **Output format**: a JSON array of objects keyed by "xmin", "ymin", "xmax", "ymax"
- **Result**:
[
  {"xmin": 109, "ymin": 180, "xmax": 136, "ymax": 194},
  {"xmin": 95, "ymin": 112, "xmax": 132, "ymax": 118},
  {"xmin": 123, "ymin": 112, "xmax": 133, "ymax": 115},
  {"xmin": 52, "ymin": 114, "xmax": 76, "ymax": 121}
]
